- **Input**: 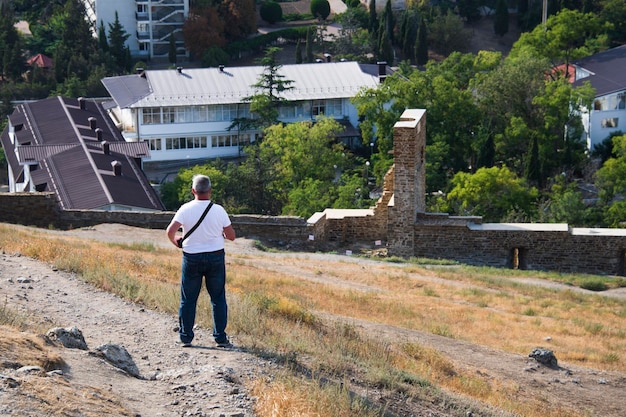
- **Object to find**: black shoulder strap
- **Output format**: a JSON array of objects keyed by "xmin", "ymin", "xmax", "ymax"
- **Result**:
[{"xmin": 180, "ymin": 202, "xmax": 213, "ymax": 244}]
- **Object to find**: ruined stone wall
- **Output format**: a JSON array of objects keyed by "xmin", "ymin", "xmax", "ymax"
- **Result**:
[
  {"xmin": 413, "ymin": 213, "xmax": 626, "ymax": 275},
  {"xmin": 387, "ymin": 109, "xmax": 426, "ymax": 257}
]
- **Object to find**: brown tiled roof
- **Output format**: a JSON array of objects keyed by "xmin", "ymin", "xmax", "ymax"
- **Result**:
[{"xmin": 0, "ymin": 96, "xmax": 164, "ymax": 211}]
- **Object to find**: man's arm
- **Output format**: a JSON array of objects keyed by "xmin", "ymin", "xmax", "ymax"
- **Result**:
[
  {"xmin": 223, "ymin": 224, "xmax": 236, "ymax": 241},
  {"xmin": 166, "ymin": 220, "xmax": 182, "ymax": 247}
]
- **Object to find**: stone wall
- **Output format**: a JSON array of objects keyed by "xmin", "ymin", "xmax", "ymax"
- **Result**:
[
  {"xmin": 0, "ymin": 192, "xmax": 312, "ymax": 243},
  {"xmin": 413, "ymin": 213, "xmax": 626, "ymax": 275}
]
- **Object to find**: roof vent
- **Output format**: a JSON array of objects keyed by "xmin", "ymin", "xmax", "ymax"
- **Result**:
[
  {"xmin": 78, "ymin": 97, "xmax": 86, "ymax": 110},
  {"xmin": 111, "ymin": 160, "xmax": 122, "ymax": 176},
  {"xmin": 95, "ymin": 128, "xmax": 103, "ymax": 141},
  {"xmin": 88, "ymin": 117, "xmax": 97, "ymax": 130},
  {"xmin": 377, "ymin": 61, "xmax": 387, "ymax": 83},
  {"xmin": 315, "ymin": 58, "xmax": 323, "ymax": 63},
  {"xmin": 219, "ymin": 65, "xmax": 225, "ymax": 72},
  {"xmin": 176, "ymin": 66, "xmax": 183, "ymax": 74},
  {"xmin": 324, "ymin": 53, "xmax": 332, "ymax": 62},
  {"xmin": 102, "ymin": 141, "xmax": 110, "ymax": 154}
]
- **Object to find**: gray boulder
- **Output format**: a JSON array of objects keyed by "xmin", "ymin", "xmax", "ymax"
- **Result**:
[
  {"xmin": 529, "ymin": 347, "xmax": 558, "ymax": 368},
  {"xmin": 92, "ymin": 344, "xmax": 140, "ymax": 378},
  {"xmin": 46, "ymin": 327, "xmax": 88, "ymax": 350}
]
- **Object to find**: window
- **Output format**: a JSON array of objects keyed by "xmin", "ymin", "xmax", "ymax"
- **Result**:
[
  {"xmin": 211, "ymin": 133, "xmax": 249, "ymax": 147},
  {"xmin": 311, "ymin": 100, "xmax": 325, "ymax": 116},
  {"xmin": 237, "ymin": 133, "xmax": 251, "ymax": 146},
  {"xmin": 279, "ymin": 103, "xmax": 307, "ymax": 119},
  {"xmin": 601, "ymin": 118, "xmax": 619, "ymax": 128},
  {"xmin": 325, "ymin": 99, "xmax": 342, "ymax": 116},
  {"xmin": 594, "ymin": 93, "xmax": 626, "ymax": 111},
  {"xmin": 142, "ymin": 108, "xmax": 161, "ymax": 124},
  {"xmin": 162, "ymin": 107, "xmax": 176, "ymax": 124},
  {"xmin": 145, "ymin": 138, "xmax": 162, "ymax": 151},
  {"xmin": 310, "ymin": 99, "xmax": 343, "ymax": 117},
  {"xmin": 192, "ymin": 105, "xmax": 208, "ymax": 122},
  {"xmin": 137, "ymin": 23, "xmax": 149, "ymax": 33},
  {"xmin": 137, "ymin": 4, "xmax": 147, "ymax": 13},
  {"xmin": 164, "ymin": 136, "xmax": 208, "ymax": 150}
]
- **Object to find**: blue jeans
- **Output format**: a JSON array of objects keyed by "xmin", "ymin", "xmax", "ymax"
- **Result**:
[{"xmin": 179, "ymin": 250, "xmax": 228, "ymax": 344}]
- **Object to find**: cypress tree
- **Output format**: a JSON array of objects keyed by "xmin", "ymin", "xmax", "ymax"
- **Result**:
[
  {"xmin": 305, "ymin": 26, "xmax": 314, "ymax": 63},
  {"xmin": 524, "ymin": 135, "xmax": 542, "ymax": 187},
  {"xmin": 295, "ymin": 39, "xmax": 303, "ymax": 64},
  {"xmin": 368, "ymin": 0, "xmax": 377, "ymax": 34},
  {"xmin": 415, "ymin": 16, "xmax": 428, "ymax": 66},
  {"xmin": 494, "ymin": 0, "xmax": 509, "ymax": 37},
  {"xmin": 169, "ymin": 32, "xmax": 177, "ymax": 64}
]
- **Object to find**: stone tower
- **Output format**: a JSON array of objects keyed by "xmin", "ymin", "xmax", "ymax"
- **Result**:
[{"xmin": 387, "ymin": 109, "xmax": 426, "ymax": 257}]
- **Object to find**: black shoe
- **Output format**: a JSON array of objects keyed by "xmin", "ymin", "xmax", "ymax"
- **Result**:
[
  {"xmin": 176, "ymin": 340, "xmax": 192, "ymax": 348},
  {"xmin": 215, "ymin": 339, "xmax": 232, "ymax": 348}
]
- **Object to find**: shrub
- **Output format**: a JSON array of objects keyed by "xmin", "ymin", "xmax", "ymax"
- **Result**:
[
  {"xmin": 310, "ymin": 0, "xmax": 330, "ymax": 20},
  {"xmin": 260, "ymin": 1, "xmax": 283, "ymax": 24},
  {"xmin": 579, "ymin": 279, "xmax": 608, "ymax": 292}
]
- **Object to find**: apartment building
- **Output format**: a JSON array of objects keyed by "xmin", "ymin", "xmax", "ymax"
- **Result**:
[
  {"xmin": 101, "ymin": 61, "xmax": 390, "ymax": 175},
  {"xmin": 571, "ymin": 44, "xmax": 626, "ymax": 151},
  {"xmin": 83, "ymin": 0, "xmax": 188, "ymax": 60}
]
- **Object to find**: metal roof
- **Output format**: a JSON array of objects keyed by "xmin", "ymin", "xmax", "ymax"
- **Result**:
[
  {"xmin": 0, "ymin": 96, "xmax": 164, "ymax": 211},
  {"xmin": 572, "ymin": 44, "xmax": 626, "ymax": 96},
  {"xmin": 102, "ymin": 61, "xmax": 385, "ymax": 108}
]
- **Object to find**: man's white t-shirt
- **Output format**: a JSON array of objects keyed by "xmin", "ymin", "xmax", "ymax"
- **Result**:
[{"xmin": 172, "ymin": 200, "xmax": 231, "ymax": 254}]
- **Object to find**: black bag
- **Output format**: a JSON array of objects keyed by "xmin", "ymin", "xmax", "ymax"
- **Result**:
[{"xmin": 177, "ymin": 202, "xmax": 213, "ymax": 248}]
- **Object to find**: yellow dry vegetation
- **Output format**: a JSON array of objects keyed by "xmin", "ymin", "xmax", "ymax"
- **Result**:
[{"xmin": 0, "ymin": 325, "xmax": 133, "ymax": 416}]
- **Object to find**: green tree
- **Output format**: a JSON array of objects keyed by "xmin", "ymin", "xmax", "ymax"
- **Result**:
[
  {"xmin": 494, "ymin": 0, "xmax": 509, "ymax": 37},
  {"xmin": 600, "ymin": 0, "xmax": 626, "ymax": 46},
  {"xmin": 446, "ymin": 166, "xmax": 539, "ymax": 222},
  {"xmin": 255, "ymin": 118, "xmax": 347, "ymax": 216},
  {"xmin": 595, "ymin": 134, "xmax": 626, "ymax": 226},
  {"xmin": 51, "ymin": 0, "xmax": 97, "ymax": 82},
  {"xmin": 538, "ymin": 175, "xmax": 588, "ymax": 226},
  {"xmin": 509, "ymin": 9, "xmax": 610, "ymax": 78},
  {"xmin": 368, "ymin": 0, "xmax": 377, "ymax": 33},
  {"xmin": 0, "ymin": 4, "xmax": 24, "ymax": 81},
  {"xmin": 305, "ymin": 25, "xmax": 314, "ymax": 63},
  {"xmin": 201, "ymin": 46, "xmax": 230, "ymax": 68},
  {"xmin": 107, "ymin": 12, "xmax": 130, "ymax": 73},
  {"xmin": 231, "ymin": 47, "xmax": 294, "ymax": 132},
  {"xmin": 524, "ymin": 135, "xmax": 541, "ymax": 186},
  {"xmin": 428, "ymin": 9, "xmax": 472, "ymax": 56},
  {"xmin": 415, "ymin": 15, "xmax": 428, "ymax": 66},
  {"xmin": 310, "ymin": 0, "xmax": 331, "ymax": 21},
  {"xmin": 168, "ymin": 31, "xmax": 177, "ymax": 64},
  {"xmin": 160, "ymin": 165, "xmax": 229, "ymax": 210},
  {"xmin": 399, "ymin": 7, "xmax": 418, "ymax": 62},
  {"xmin": 295, "ymin": 39, "xmax": 303, "ymax": 64},
  {"xmin": 97, "ymin": 20, "xmax": 108, "ymax": 52},
  {"xmin": 260, "ymin": 1, "xmax": 282, "ymax": 24}
]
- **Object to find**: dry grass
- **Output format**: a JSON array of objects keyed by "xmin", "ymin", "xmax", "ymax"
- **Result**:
[
  {"xmin": 0, "ymin": 325, "xmax": 134, "ymax": 416},
  {"xmin": 1, "ymin": 224, "xmax": 624, "ymax": 417}
]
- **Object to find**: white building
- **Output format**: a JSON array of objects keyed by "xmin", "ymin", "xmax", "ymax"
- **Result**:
[
  {"xmin": 82, "ymin": 0, "xmax": 188, "ymax": 60},
  {"xmin": 101, "ymin": 61, "xmax": 390, "ymax": 172},
  {"xmin": 571, "ymin": 45, "xmax": 626, "ymax": 151}
]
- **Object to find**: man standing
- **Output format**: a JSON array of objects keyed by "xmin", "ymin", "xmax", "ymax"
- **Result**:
[{"xmin": 166, "ymin": 174, "xmax": 236, "ymax": 348}]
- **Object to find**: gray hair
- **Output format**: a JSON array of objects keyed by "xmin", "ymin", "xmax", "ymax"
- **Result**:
[{"xmin": 192, "ymin": 174, "xmax": 211, "ymax": 194}]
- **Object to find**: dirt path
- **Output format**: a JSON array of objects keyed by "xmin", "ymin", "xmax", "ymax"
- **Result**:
[{"xmin": 2, "ymin": 223, "xmax": 626, "ymax": 417}]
